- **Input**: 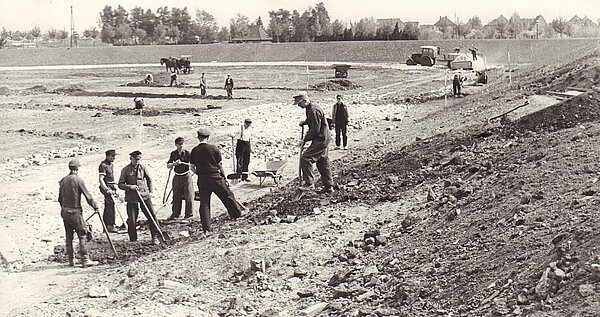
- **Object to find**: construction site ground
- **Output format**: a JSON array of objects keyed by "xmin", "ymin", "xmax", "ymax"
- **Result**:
[{"xmin": 1, "ymin": 41, "xmax": 600, "ymax": 316}]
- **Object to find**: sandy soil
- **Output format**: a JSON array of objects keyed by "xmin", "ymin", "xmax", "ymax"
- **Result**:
[{"xmin": 1, "ymin": 43, "xmax": 600, "ymax": 316}]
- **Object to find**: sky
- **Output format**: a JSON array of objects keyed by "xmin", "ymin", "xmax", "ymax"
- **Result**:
[{"xmin": 0, "ymin": 0, "xmax": 599, "ymax": 33}]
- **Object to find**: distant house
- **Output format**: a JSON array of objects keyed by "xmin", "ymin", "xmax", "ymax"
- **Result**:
[
  {"xmin": 485, "ymin": 15, "xmax": 509, "ymax": 28},
  {"xmin": 521, "ymin": 15, "xmax": 547, "ymax": 38},
  {"xmin": 377, "ymin": 18, "xmax": 405, "ymax": 30},
  {"xmin": 434, "ymin": 16, "xmax": 456, "ymax": 31},
  {"xmin": 568, "ymin": 15, "xmax": 596, "ymax": 27},
  {"xmin": 231, "ymin": 25, "xmax": 273, "ymax": 43}
]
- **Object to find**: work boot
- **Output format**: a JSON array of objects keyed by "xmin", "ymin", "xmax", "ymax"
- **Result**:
[
  {"xmin": 151, "ymin": 237, "xmax": 161, "ymax": 245},
  {"xmin": 81, "ymin": 257, "xmax": 99, "ymax": 268},
  {"xmin": 318, "ymin": 186, "xmax": 334, "ymax": 194},
  {"xmin": 68, "ymin": 257, "xmax": 75, "ymax": 267},
  {"xmin": 107, "ymin": 225, "xmax": 118, "ymax": 233},
  {"xmin": 166, "ymin": 215, "xmax": 178, "ymax": 221}
]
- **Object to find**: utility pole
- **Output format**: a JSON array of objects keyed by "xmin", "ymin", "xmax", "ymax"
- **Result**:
[{"xmin": 70, "ymin": 6, "xmax": 75, "ymax": 47}]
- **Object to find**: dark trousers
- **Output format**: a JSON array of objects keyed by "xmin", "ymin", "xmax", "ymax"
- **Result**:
[
  {"xmin": 226, "ymin": 86, "xmax": 233, "ymax": 98},
  {"xmin": 335, "ymin": 124, "xmax": 348, "ymax": 147},
  {"xmin": 300, "ymin": 137, "xmax": 333, "ymax": 187},
  {"xmin": 236, "ymin": 140, "xmax": 251, "ymax": 180},
  {"xmin": 61, "ymin": 208, "xmax": 88, "ymax": 260},
  {"xmin": 99, "ymin": 186, "xmax": 115, "ymax": 227},
  {"xmin": 197, "ymin": 174, "xmax": 243, "ymax": 232},
  {"xmin": 453, "ymin": 82, "xmax": 461, "ymax": 96},
  {"xmin": 126, "ymin": 200, "xmax": 159, "ymax": 242},
  {"xmin": 200, "ymin": 86, "xmax": 206, "ymax": 96},
  {"xmin": 171, "ymin": 173, "xmax": 194, "ymax": 218}
]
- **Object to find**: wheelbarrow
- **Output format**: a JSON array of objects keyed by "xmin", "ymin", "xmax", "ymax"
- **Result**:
[
  {"xmin": 252, "ymin": 160, "xmax": 287, "ymax": 186},
  {"xmin": 333, "ymin": 64, "xmax": 351, "ymax": 78}
]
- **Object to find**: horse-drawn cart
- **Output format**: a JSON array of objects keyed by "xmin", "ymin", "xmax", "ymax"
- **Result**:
[{"xmin": 333, "ymin": 64, "xmax": 351, "ymax": 78}]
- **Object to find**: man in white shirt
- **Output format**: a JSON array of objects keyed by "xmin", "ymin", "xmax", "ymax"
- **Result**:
[{"xmin": 235, "ymin": 119, "xmax": 252, "ymax": 181}]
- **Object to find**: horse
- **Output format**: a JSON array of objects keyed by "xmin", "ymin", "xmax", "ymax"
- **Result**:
[
  {"xmin": 160, "ymin": 57, "xmax": 178, "ymax": 73},
  {"xmin": 176, "ymin": 58, "xmax": 191, "ymax": 74}
]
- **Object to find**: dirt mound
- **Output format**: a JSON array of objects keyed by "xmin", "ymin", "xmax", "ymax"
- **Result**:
[
  {"xmin": 311, "ymin": 79, "xmax": 360, "ymax": 91},
  {"xmin": 53, "ymin": 84, "xmax": 86, "ymax": 95},
  {"xmin": 0, "ymin": 86, "xmax": 12, "ymax": 95},
  {"xmin": 25, "ymin": 85, "xmax": 48, "ymax": 92}
]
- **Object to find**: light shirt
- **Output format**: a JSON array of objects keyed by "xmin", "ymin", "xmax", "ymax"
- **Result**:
[{"xmin": 237, "ymin": 125, "xmax": 252, "ymax": 142}]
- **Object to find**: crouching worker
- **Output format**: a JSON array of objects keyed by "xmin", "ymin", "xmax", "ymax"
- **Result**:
[
  {"xmin": 58, "ymin": 159, "xmax": 100, "ymax": 268},
  {"xmin": 118, "ymin": 150, "xmax": 162, "ymax": 245}
]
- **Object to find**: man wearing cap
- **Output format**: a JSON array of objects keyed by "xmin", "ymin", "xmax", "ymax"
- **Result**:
[
  {"xmin": 99, "ymin": 149, "xmax": 119, "ymax": 233},
  {"xmin": 200, "ymin": 72, "xmax": 207, "ymax": 96},
  {"xmin": 190, "ymin": 128, "xmax": 244, "ymax": 232},
  {"xmin": 331, "ymin": 94, "xmax": 349, "ymax": 150},
  {"xmin": 58, "ymin": 159, "xmax": 100, "ymax": 268},
  {"xmin": 118, "ymin": 150, "xmax": 161, "ymax": 244},
  {"xmin": 235, "ymin": 119, "xmax": 252, "ymax": 181},
  {"xmin": 170, "ymin": 72, "xmax": 178, "ymax": 86},
  {"xmin": 225, "ymin": 74, "xmax": 234, "ymax": 98},
  {"xmin": 166, "ymin": 137, "xmax": 194, "ymax": 220},
  {"xmin": 295, "ymin": 92, "xmax": 334, "ymax": 194}
]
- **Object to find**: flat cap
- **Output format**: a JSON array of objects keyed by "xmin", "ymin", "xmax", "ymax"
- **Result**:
[
  {"xmin": 293, "ymin": 91, "xmax": 308, "ymax": 105},
  {"xmin": 244, "ymin": 118, "xmax": 252, "ymax": 124},
  {"xmin": 197, "ymin": 128, "xmax": 211, "ymax": 137},
  {"xmin": 175, "ymin": 137, "xmax": 184, "ymax": 144},
  {"xmin": 105, "ymin": 149, "xmax": 117, "ymax": 156},
  {"xmin": 68, "ymin": 159, "xmax": 81, "ymax": 169},
  {"xmin": 129, "ymin": 150, "xmax": 142, "ymax": 156}
]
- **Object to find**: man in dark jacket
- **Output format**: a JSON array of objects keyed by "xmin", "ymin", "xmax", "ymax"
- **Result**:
[
  {"xmin": 58, "ymin": 159, "xmax": 99, "ymax": 268},
  {"xmin": 453, "ymin": 74, "xmax": 462, "ymax": 97},
  {"xmin": 331, "ymin": 94, "xmax": 349, "ymax": 150},
  {"xmin": 190, "ymin": 128, "xmax": 244, "ymax": 232},
  {"xmin": 166, "ymin": 137, "xmax": 194, "ymax": 220},
  {"xmin": 118, "ymin": 150, "xmax": 161, "ymax": 245},
  {"xmin": 225, "ymin": 74, "xmax": 234, "ymax": 98},
  {"xmin": 295, "ymin": 92, "xmax": 334, "ymax": 194}
]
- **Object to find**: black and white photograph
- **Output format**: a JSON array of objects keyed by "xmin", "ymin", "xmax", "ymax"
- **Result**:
[{"xmin": 0, "ymin": 0, "xmax": 599, "ymax": 315}]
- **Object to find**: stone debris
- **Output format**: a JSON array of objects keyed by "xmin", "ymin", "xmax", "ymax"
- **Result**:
[{"xmin": 88, "ymin": 284, "xmax": 110, "ymax": 298}]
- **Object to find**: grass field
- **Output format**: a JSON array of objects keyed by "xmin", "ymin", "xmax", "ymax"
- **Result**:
[{"xmin": 0, "ymin": 38, "xmax": 597, "ymax": 67}]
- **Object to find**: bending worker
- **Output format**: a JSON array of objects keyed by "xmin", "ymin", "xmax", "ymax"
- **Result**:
[{"xmin": 295, "ymin": 91, "xmax": 334, "ymax": 194}]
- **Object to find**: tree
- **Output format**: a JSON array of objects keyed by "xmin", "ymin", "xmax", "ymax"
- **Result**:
[
  {"xmin": 507, "ymin": 12, "xmax": 523, "ymax": 38},
  {"xmin": 83, "ymin": 27, "xmax": 100, "ymax": 39},
  {"xmin": 454, "ymin": 20, "xmax": 471, "ymax": 39},
  {"xmin": 402, "ymin": 23, "xmax": 420, "ymax": 40},
  {"xmin": 306, "ymin": 2, "xmax": 332, "ymax": 41},
  {"xmin": 256, "ymin": 16, "xmax": 263, "ymax": 27},
  {"xmin": 495, "ymin": 20, "xmax": 508, "ymax": 38},
  {"xmin": 0, "ymin": 37, "xmax": 5, "ymax": 49},
  {"xmin": 114, "ymin": 24, "xmax": 132, "ymax": 44},
  {"xmin": 467, "ymin": 16, "xmax": 482, "ymax": 30},
  {"xmin": 217, "ymin": 26, "xmax": 230, "ymax": 42},
  {"xmin": 268, "ymin": 9, "xmax": 293, "ymax": 42},
  {"xmin": 195, "ymin": 10, "xmax": 219, "ymax": 43},
  {"xmin": 58, "ymin": 30, "xmax": 69, "ymax": 40},
  {"xmin": 391, "ymin": 22, "xmax": 401, "ymax": 40},
  {"xmin": 100, "ymin": 24, "xmax": 115, "ymax": 43},
  {"xmin": 291, "ymin": 9, "xmax": 309, "ymax": 41},
  {"xmin": 354, "ymin": 17, "xmax": 377, "ymax": 40},
  {"xmin": 331, "ymin": 19, "xmax": 346, "ymax": 41},
  {"xmin": 551, "ymin": 18, "xmax": 569, "ymax": 37},
  {"xmin": 230, "ymin": 13, "xmax": 250, "ymax": 40},
  {"xmin": 30, "ymin": 27, "xmax": 41, "ymax": 41},
  {"xmin": 376, "ymin": 21, "xmax": 394, "ymax": 40}
]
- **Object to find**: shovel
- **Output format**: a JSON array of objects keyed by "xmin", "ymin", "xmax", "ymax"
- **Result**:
[
  {"xmin": 135, "ymin": 189, "xmax": 168, "ymax": 243},
  {"xmin": 86, "ymin": 208, "xmax": 119, "ymax": 258},
  {"xmin": 291, "ymin": 126, "xmax": 306, "ymax": 202}
]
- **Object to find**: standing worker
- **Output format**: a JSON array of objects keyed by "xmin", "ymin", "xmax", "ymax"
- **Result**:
[
  {"xmin": 166, "ymin": 137, "xmax": 195, "ymax": 221},
  {"xmin": 295, "ymin": 92, "xmax": 334, "ymax": 194},
  {"xmin": 225, "ymin": 74, "xmax": 234, "ymax": 98},
  {"xmin": 118, "ymin": 150, "xmax": 161, "ymax": 245},
  {"xmin": 331, "ymin": 94, "xmax": 349, "ymax": 150},
  {"xmin": 235, "ymin": 119, "xmax": 252, "ymax": 181},
  {"xmin": 190, "ymin": 128, "xmax": 244, "ymax": 232},
  {"xmin": 469, "ymin": 45, "xmax": 478, "ymax": 60},
  {"xmin": 453, "ymin": 74, "xmax": 462, "ymax": 97},
  {"xmin": 200, "ymin": 72, "xmax": 207, "ymax": 96},
  {"xmin": 58, "ymin": 159, "xmax": 99, "ymax": 268},
  {"xmin": 98, "ymin": 149, "xmax": 119, "ymax": 233}
]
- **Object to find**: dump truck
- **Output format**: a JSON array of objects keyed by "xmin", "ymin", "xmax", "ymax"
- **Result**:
[{"xmin": 406, "ymin": 46, "xmax": 439, "ymax": 66}]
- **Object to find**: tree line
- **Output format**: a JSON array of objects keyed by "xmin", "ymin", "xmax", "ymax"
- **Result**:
[{"xmin": 1, "ymin": 3, "xmax": 599, "ymax": 48}]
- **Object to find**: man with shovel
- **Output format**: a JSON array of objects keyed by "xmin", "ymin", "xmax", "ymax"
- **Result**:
[
  {"xmin": 295, "ymin": 92, "xmax": 334, "ymax": 194},
  {"xmin": 118, "ymin": 150, "xmax": 161, "ymax": 245},
  {"xmin": 58, "ymin": 159, "xmax": 100, "ymax": 268},
  {"xmin": 98, "ymin": 149, "xmax": 119, "ymax": 233},
  {"xmin": 166, "ymin": 137, "xmax": 194, "ymax": 221},
  {"xmin": 190, "ymin": 128, "xmax": 244, "ymax": 232}
]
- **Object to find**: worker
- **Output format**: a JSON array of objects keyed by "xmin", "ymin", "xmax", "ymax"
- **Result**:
[
  {"xmin": 143, "ymin": 74, "xmax": 154, "ymax": 85},
  {"xmin": 170, "ymin": 72, "xmax": 178, "ymax": 86},
  {"xmin": 235, "ymin": 119, "xmax": 252, "ymax": 181},
  {"xmin": 98, "ymin": 149, "xmax": 118, "ymax": 233},
  {"xmin": 331, "ymin": 94, "xmax": 349, "ymax": 150},
  {"xmin": 133, "ymin": 97, "xmax": 144, "ymax": 110},
  {"xmin": 295, "ymin": 92, "xmax": 334, "ymax": 194},
  {"xmin": 469, "ymin": 46, "xmax": 478, "ymax": 60},
  {"xmin": 118, "ymin": 150, "xmax": 161, "ymax": 245},
  {"xmin": 58, "ymin": 159, "xmax": 99, "ymax": 268},
  {"xmin": 453, "ymin": 74, "xmax": 462, "ymax": 97},
  {"xmin": 225, "ymin": 74, "xmax": 234, "ymax": 98},
  {"xmin": 166, "ymin": 137, "xmax": 194, "ymax": 221},
  {"xmin": 190, "ymin": 128, "xmax": 244, "ymax": 232},
  {"xmin": 200, "ymin": 73, "xmax": 207, "ymax": 96}
]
